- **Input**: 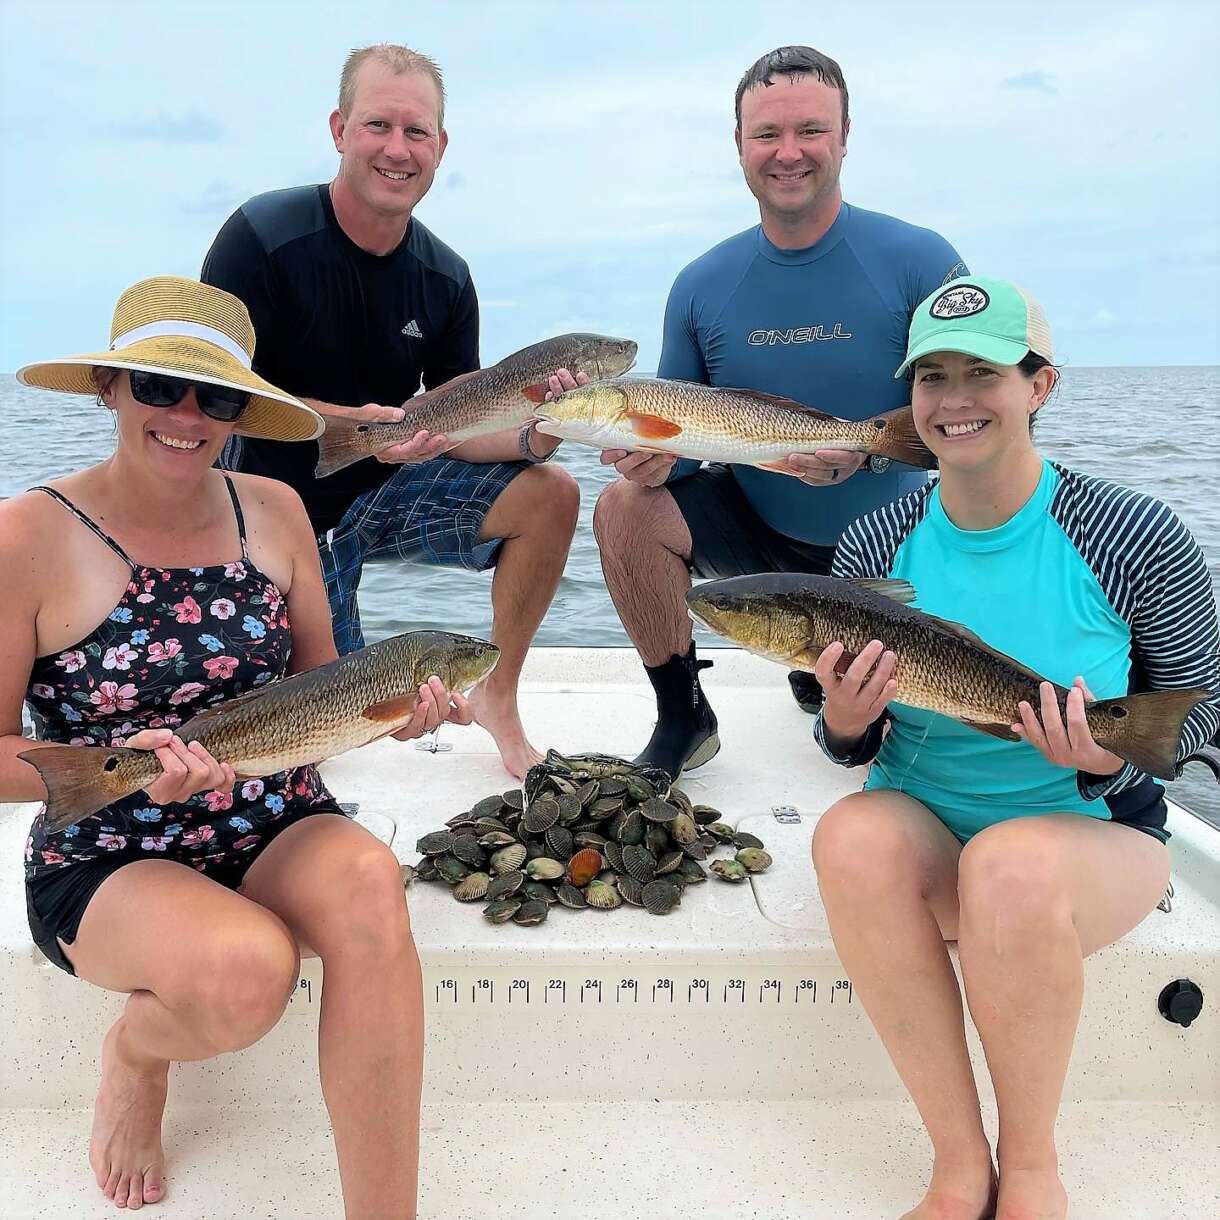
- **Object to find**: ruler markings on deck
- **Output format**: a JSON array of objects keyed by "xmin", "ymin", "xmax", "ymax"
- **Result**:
[{"xmin": 296, "ymin": 971, "xmax": 854, "ymax": 1011}]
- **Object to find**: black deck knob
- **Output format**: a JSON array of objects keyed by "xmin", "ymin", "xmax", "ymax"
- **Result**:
[{"xmin": 1158, "ymin": 979, "xmax": 1204, "ymax": 1028}]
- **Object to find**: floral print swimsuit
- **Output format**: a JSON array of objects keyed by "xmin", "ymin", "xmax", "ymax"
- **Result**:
[{"xmin": 24, "ymin": 480, "xmax": 338, "ymax": 969}]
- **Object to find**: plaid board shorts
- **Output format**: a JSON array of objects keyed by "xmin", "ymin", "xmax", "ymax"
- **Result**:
[{"xmin": 220, "ymin": 438, "xmax": 527, "ymax": 655}]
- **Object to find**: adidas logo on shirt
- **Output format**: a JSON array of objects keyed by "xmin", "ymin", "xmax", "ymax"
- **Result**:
[{"xmin": 401, "ymin": 319, "xmax": 423, "ymax": 339}]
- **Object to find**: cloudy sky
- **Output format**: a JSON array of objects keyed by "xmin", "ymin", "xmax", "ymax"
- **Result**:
[{"xmin": 1, "ymin": 0, "xmax": 1217, "ymax": 372}]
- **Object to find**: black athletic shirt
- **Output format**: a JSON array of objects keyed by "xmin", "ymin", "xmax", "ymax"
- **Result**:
[{"xmin": 201, "ymin": 185, "xmax": 479, "ymax": 534}]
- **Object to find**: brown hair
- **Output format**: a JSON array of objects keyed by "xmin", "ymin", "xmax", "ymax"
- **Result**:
[
  {"xmin": 338, "ymin": 44, "xmax": 446, "ymax": 126},
  {"xmin": 91, "ymin": 365, "xmax": 120, "ymax": 408},
  {"xmin": 735, "ymin": 46, "xmax": 849, "ymax": 134}
]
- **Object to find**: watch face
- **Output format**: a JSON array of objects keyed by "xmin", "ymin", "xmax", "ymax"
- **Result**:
[{"xmin": 869, "ymin": 455, "xmax": 892, "ymax": 473}]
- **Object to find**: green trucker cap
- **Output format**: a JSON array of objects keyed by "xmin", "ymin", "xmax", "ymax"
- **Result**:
[{"xmin": 896, "ymin": 276, "xmax": 1055, "ymax": 378}]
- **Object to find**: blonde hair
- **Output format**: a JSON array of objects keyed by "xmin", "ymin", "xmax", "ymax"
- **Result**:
[{"xmin": 338, "ymin": 44, "xmax": 446, "ymax": 126}]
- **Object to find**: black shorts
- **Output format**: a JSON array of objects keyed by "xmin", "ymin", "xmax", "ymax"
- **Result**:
[
  {"xmin": 26, "ymin": 805, "xmax": 346, "ymax": 976},
  {"xmin": 1104, "ymin": 777, "xmax": 1171, "ymax": 844},
  {"xmin": 668, "ymin": 464, "xmax": 836, "ymax": 579}
]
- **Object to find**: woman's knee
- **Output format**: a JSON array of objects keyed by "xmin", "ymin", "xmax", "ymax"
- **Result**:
[
  {"xmin": 189, "ymin": 917, "xmax": 300, "ymax": 1054},
  {"xmin": 958, "ymin": 820, "xmax": 1071, "ymax": 931},
  {"xmin": 812, "ymin": 794, "xmax": 921, "ymax": 893}
]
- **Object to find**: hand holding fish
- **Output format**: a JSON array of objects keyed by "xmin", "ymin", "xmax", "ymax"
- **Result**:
[
  {"xmin": 760, "ymin": 449, "xmax": 867, "ymax": 486},
  {"xmin": 815, "ymin": 639, "xmax": 899, "ymax": 747},
  {"xmin": 338, "ymin": 402, "xmax": 454, "ymax": 465},
  {"xmin": 122, "ymin": 728, "xmax": 236, "ymax": 805},
  {"xmin": 389, "ymin": 677, "xmax": 475, "ymax": 742},
  {"xmin": 525, "ymin": 368, "xmax": 590, "ymax": 461},
  {"xmin": 1012, "ymin": 677, "xmax": 1125, "ymax": 775},
  {"xmin": 600, "ymin": 449, "xmax": 679, "ymax": 487}
]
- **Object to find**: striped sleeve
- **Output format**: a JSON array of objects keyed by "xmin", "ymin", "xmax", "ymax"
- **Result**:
[
  {"xmin": 813, "ymin": 487, "xmax": 934, "ymax": 767},
  {"xmin": 1051, "ymin": 466, "xmax": 1220, "ymax": 799}
]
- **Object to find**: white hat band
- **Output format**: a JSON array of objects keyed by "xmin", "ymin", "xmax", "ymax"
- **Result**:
[{"xmin": 110, "ymin": 320, "xmax": 253, "ymax": 369}]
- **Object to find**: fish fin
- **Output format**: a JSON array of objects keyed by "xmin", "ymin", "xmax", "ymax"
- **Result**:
[
  {"xmin": 1097, "ymin": 688, "xmax": 1214, "ymax": 781},
  {"xmin": 722, "ymin": 386, "xmax": 831, "ymax": 414},
  {"xmin": 19, "ymin": 745, "xmax": 143, "ymax": 833},
  {"xmin": 362, "ymin": 694, "xmax": 419, "ymax": 724},
  {"xmin": 179, "ymin": 683, "xmax": 274, "ymax": 732},
  {"xmin": 627, "ymin": 413, "xmax": 683, "ymax": 440},
  {"xmin": 961, "ymin": 719, "xmax": 1022, "ymax": 742},
  {"xmin": 314, "ymin": 415, "xmax": 380, "ymax": 479},
  {"xmin": 870, "ymin": 406, "xmax": 937, "ymax": 470},
  {"xmin": 520, "ymin": 382, "xmax": 550, "ymax": 405},
  {"xmin": 915, "ymin": 611, "xmax": 1053, "ymax": 686},
  {"xmin": 847, "ymin": 578, "xmax": 918, "ymax": 605}
]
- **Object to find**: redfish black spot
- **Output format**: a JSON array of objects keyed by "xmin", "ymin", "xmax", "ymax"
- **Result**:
[
  {"xmin": 103, "ymin": 757, "xmax": 119, "ymax": 772},
  {"xmin": 1109, "ymin": 705, "xmax": 1128, "ymax": 720}
]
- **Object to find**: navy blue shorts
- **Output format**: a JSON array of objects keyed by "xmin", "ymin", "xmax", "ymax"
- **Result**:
[
  {"xmin": 668, "ymin": 464, "xmax": 836, "ymax": 579},
  {"xmin": 319, "ymin": 457, "xmax": 528, "ymax": 654}
]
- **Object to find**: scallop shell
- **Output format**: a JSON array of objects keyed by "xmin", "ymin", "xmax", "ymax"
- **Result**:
[
  {"xmin": 490, "ymin": 843, "xmax": 528, "ymax": 875},
  {"xmin": 604, "ymin": 841, "xmax": 626, "ymax": 874},
  {"xmin": 472, "ymin": 794, "xmax": 510, "ymax": 818},
  {"xmin": 513, "ymin": 899, "xmax": 549, "ymax": 926},
  {"xmin": 453, "ymin": 871, "xmax": 491, "ymax": 902},
  {"xmin": 400, "ymin": 863, "xmax": 417, "ymax": 887},
  {"xmin": 483, "ymin": 898, "xmax": 522, "ymax": 923},
  {"xmin": 584, "ymin": 879, "xmax": 623, "ymax": 910},
  {"xmin": 479, "ymin": 831, "xmax": 517, "ymax": 849},
  {"xmin": 522, "ymin": 880, "xmax": 558, "ymax": 904},
  {"xmin": 623, "ymin": 844, "xmax": 657, "ymax": 883},
  {"xmin": 736, "ymin": 847, "xmax": 773, "ymax": 873},
  {"xmin": 501, "ymin": 789, "xmax": 525, "ymax": 811},
  {"xmin": 566, "ymin": 847, "xmax": 603, "ymax": 888},
  {"xmin": 555, "ymin": 883, "xmax": 587, "ymax": 909},
  {"xmin": 641, "ymin": 798, "xmax": 678, "ymax": 824},
  {"xmin": 487, "ymin": 870, "xmax": 526, "ymax": 901},
  {"xmin": 522, "ymin": 796, "xmax": 561, "ymax": 834},
  {"xmin": 616, "ymin": 875, "xmax": 645, "ymax": 907},
  {"xmin": 669, "ymin": 812, "xmax": 699, "ymax": 846},
  {"xmin": 734, "ymin": 831, "xmax": 765, "ymax": 850},
  {"xmin": 525, "ymin": 857, "xmax": 565, "ymax": 882},
  {"xmin": 557, "ymin": 793, "xmax": 583, "ymax": 825},
  {"xmin": 655, "ymin": 849, "xmax": 684, "ymax": 876},
  {"xmin": 545, "ymin": 826, "xmax": 574, "ymax": 858},
  {"xmin": 615, "ymin": 809, "xmax": 645, "ymax": 846},
  {"xmin": 642, "ymin": 880, "xmax": 681, "ymax": 915},
  {"xmin": 451, "ymin": 835, "xmax": 486, "ymax": 867},
  {"xmin": 711, "ymin": 859, "xmax": 748, "ymax": 883},
  {"xmin": 436, "ymin": 854, "xmax": 472, "ymax": 884},
  {"xmin": 691, "ymin": 804, "xmax": 722, "ymax": 825},
  {"xmin": 417, "ymin": 830, "xmax": 455, "ymax": 855}
]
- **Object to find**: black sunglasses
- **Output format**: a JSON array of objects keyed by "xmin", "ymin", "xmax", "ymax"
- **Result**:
[{"xmin": 127, "ymin": 370, "xmax": 251, "ymax": 423}]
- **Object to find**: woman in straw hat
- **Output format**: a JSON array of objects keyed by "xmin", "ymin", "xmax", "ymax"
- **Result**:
[
  {"xmin": 808, "ymin": 277, "xmax": 1218, "ymax": 1219},
  {"xmin": 1, "ymin": 276, "xmax": 463, "ymax": 1214}
]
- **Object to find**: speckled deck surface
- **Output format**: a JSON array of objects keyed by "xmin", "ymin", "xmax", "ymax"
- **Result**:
[
  {"xmin": 2, "ymin": 649, "xmax": 1217, "ymax": 1216},
  {"xmin": 1, "ymin": 1100, "xmax": 1216, "ymax": 1219}
]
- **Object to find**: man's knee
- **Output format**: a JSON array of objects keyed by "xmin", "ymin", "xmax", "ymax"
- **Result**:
[
  {"xmin": 593, "ymin": 479, "xmax": 676, "ymax": 550},
  {"xmin": 526, "ymin": 462, "xmax": 579, "ymax": 514}
]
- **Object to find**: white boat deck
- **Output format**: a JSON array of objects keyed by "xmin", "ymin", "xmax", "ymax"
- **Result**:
[{"xmin": 1, "ymin": 647, "xmax": 1217, "ymax": 1218}]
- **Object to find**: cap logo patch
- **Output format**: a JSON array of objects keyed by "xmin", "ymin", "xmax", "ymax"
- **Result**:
[{"xmin": 929, "ymin": 285, "xmax": 990, "ymax": 319}]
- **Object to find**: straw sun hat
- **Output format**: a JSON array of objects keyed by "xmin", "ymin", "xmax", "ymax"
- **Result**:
[{"xmin": 16, "ymin": 276, "xmax": 323, "ymax": 442}]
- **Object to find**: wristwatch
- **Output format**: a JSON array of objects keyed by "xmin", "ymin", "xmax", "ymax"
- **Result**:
[
  {"xmin": 518, "ymin": 422, "xmax": 552, "ymax": 464},
  {"xmin": 867, "ymin": 455, "xmax": 891, "ymax": 474}
]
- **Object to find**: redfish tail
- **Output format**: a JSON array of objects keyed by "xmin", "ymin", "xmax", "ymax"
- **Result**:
[
  {"xmin": 1102, "ymin": 688, "xmax": 1214, "ymax": 781},
  {"xmin": 19, "ymin": 745, "xmax": 144, "ymax": 833},
  {"xmin": 872, "ymin": 406, "xmax": 937, "ymax": 470}
]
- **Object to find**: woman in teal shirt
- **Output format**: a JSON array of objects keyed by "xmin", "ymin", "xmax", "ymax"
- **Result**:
[{"xmin": 811, "ymin": 277, "xmax": 1219, "ymax": 1220}]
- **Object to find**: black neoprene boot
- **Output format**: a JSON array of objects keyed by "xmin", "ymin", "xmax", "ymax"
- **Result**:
[
  {"xmin": 633, "ymin": 643, "xmax": 720, "ymax": 780},
  {"xmin": 787, "ymin": 669, "xmax": 825, "ymax": 715}
]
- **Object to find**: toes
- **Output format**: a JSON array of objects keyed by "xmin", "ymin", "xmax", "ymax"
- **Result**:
[
  {"xmin": 104, "ymin": 1165, "xmax": 122, "ymax": 1200},
  {"xmin": 143, "ymin": 1168, "xmax": 165, "ymax": 1203},
  {"xmin": 127, "ymin": 1173, "xmax": 144, "ymax": 1209}
]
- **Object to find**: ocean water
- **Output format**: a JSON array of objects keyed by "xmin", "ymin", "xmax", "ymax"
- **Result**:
[{"xmin": 2, "ymin": 368, "xmax": 1218, "ymax": 827}]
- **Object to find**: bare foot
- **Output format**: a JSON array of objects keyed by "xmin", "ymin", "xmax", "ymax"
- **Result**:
[
  {"xmin": 901, "ymin": 1156, "xmax": 998, "ymax": 1220},
  {"xmin": 90, "ymin": 1019, "xmax": 169, "ymax": 1210},
  {"xmin": 468, "ymin": 683, "xmax": 544, "ymax": 780},
  {"xmin": 995, "ymin": 1168, "xmax": 1068, "ymax": 1220}
]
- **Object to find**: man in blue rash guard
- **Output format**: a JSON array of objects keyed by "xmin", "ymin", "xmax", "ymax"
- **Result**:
[{"xmin": 593, "ymin": 45, "xmax": 967, "ymax": 780}]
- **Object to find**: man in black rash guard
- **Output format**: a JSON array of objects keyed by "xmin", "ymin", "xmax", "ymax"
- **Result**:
[{"xmin": 203, "ymin": 43, "xmax": 581, "ymax": 780}]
